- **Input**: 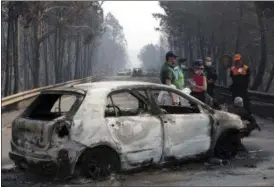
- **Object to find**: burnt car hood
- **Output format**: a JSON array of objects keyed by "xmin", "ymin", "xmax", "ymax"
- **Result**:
[{"xmin": 213, "ymin": 110, "xmax": 245, "ymax": 130}]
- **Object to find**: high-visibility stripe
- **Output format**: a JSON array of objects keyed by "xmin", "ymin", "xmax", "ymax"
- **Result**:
[{"xmin": 231, "ymin": 65, "xmax": 248, "ymax": 75}]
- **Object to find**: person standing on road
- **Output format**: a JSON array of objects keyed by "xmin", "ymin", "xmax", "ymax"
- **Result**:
[
  {"xmin": 173, "ymin": 58, "xmax": 187, "ymax": 90},
  {"xmin": 204, "ymin": 57, "xmax": 218, "ymax": 97},
  {"xmin": 190, "ymin": 60, "xmax": 207, "ymax": 102},
  {"xmin": 230, "ymin": 54, "xmax": 251, "ymax": 114},
  {"xmin": 159, "ymin": 51, "xmax": 178, "ymax": 105}
]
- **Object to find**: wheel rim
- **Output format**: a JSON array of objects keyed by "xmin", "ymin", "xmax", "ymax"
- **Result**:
[{"xmin": 87, "ymin": 160, "xmax": 112, "ymax": 180}]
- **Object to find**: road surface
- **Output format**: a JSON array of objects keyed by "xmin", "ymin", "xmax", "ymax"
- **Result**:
[{"xmin": 2, "ymin": 75, "xmax": 274, "ymax": 186}]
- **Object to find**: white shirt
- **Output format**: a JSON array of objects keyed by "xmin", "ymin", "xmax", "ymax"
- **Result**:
[{"xmin": 157, "ymin": 84, "xmax": 180, "ymax": 105}]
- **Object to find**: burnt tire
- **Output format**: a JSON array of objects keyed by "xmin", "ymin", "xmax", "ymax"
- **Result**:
[
  {"xmin": 214, "ymin": 130, "xmax": 241, "ymax": 159},
  {"xmin": 81, "ymin": 147, "xmax": 121, "ymax": 181}
]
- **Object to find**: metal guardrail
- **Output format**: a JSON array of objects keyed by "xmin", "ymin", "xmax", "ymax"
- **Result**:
[
  {"xmin": 215, "ymin": 85, "xmax": 274, "ymax": 119},
  {"xmin": 2, "ymin": 74, "xmax": 274, "ymax": 117},
  {"xmin": 215, "ymin": 85, "xmax": 274, "ymax": 104},
  {"xmin": 1, "ymin": 74, "xmax": 105, "ymax": 108}
]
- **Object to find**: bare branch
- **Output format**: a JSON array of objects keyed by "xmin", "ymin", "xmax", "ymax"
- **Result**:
[{"xmin": 38, "ymin": 29, "xmax": 56, "ymax": 45}]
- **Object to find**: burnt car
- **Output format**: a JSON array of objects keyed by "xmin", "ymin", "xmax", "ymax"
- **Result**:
[
  {"xmin": 9, "ymin": 81, "xmax": 246, "ymax": 180},
  {"xmin": 132, "ymin": 68, "xmax": 143, "ymax": 77}
]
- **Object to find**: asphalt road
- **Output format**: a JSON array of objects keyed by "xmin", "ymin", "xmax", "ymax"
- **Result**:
[{"xmin": 2, "ymin": 75, "xmax": 274, "ymax": 186}]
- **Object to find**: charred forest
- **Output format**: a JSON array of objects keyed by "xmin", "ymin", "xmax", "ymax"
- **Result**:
[
  {"xmin": 139, "ymin": 2, "xmax": 274, "ymax": 92},
  {"xmin": 1, "ymin": 1, "xmax": 129, "ymax": 97}
]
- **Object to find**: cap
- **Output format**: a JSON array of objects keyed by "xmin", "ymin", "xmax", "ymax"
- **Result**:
[
  {"xmin": 165, "ymin": 51, "xmax": 178, "ymax": 60},
  {"xmin": 234, "ymin": 54, "xmax": 242, "ymax": 61},
  {"xmin": 193, "ymin": 59, "xmax": 204, "ymax": 68}
]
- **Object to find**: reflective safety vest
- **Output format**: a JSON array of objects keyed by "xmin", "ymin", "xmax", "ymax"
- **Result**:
[
  {"xmin": 231, "ymin": 65, "xmax": 248, "ymax": 76},
  {"xmin": 173, "ymin": 66, "xmax": 185, "ymax": 89},
  {"xmin": 167, "ymin": 66, "xmax": 177, "ymax": 85}
]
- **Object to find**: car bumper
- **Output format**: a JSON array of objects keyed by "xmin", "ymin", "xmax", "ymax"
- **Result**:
[
  {"xmin": 9, "ymin": 151, "xmax": 59, "ymax": 176},
  {"xmin": 9, "ymin": 142, "xmax": 73, "ymax": 178}
]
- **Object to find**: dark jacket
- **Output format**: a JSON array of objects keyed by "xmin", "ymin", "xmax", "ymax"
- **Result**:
[
  {"xmin": 227, "ymin": 105, "xmax": 256, "ymax": 123},
  {"xmin": 230, "ymin": 64, "xmax": 250, "ymax": 91},
  {"xmin": 160, "ymin": 62, "xmax": 175, "ymax": 85},
  {"xmin": 204, "ymin": 66, "xmax": 217, "ymax": 83}
]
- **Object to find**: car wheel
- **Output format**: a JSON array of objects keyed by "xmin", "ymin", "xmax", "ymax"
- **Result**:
[
  {"xmin": 81, "ymin": 148, "xmax": 121, "ymax": 181},
  {"xmin": 214, "ymin": 130, "xmax": 241, "ymax": 159}
]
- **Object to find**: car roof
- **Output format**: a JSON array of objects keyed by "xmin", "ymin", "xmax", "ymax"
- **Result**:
[
  {"xmin": 73, "ymin": 81, "xmax": 165, "ymax": 92},
  {"xmin": 42, "ymin": 87, "xmax": 86, "ymax": 95},
  {"xmin": 73, "ymin": 81, "xmax": 208, "ymax": 108}
]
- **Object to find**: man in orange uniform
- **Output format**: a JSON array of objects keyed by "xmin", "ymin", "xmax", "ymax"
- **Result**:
[{"xmin": 230, "ymin": 54, "xmax": 251, "ymax": 114}]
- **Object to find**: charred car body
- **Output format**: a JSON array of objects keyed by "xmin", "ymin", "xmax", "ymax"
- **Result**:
[{"xmin": 9, "ymin": 81, "xmax": 246, "ymax": 179}]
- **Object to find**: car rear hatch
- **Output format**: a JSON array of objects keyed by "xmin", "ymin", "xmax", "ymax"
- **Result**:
[
  {"xmin": 12, "ymin": 117, "xmax": 58, "ymax": 150},
  {"xmin": 11, "ymin": 89, "xmax": 85, "ymax": 151}
]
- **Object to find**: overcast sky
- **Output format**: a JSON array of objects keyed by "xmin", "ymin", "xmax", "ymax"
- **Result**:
[{"xmin": 103, "ymin": 1, "xmax": 165, "ymax": 68}]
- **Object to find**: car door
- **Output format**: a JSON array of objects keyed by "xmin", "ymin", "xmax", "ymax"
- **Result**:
[
  {"xmin": 105, "ymin": 89, "xmax": 163, "ymax": 167},
  {"xmin": 149, "ymin": 88, "xmax": 212, "ymax": 160}
]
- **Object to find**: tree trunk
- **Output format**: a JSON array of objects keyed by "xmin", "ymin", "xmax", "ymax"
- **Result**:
[
  {"xmin": 13, "ymin": 16, "xmax": 19, "ymax": 94},
  {"xmin": 265, "ymin": 64, "xmax": 274, "ymax": 92},
  {"xmin": 43, "ymin": 24, "xmax": 49, "ymax": 85},
  {"xmin": 55, "ymin": 25, "xmax": 65, "ymax": 83},
  {"xmin": 53, "ymin": 31, "xmax": 58, "ymax": 83},
  {"xmin": 66, "ymin": 39, "xmax": 72, "ymax": 81},
  {"xmin": 250, "ymin": 5, "xmax": 267, "ymax": 90},
  {"xmin": 59, "ymin": 34, "xmax": 66, "ymax": 82},
  {"xmin": 87, "ymin": 44, "xmax": 93, "ymax": 76},
  {"xmin": 208, "ymin": 32, "xmax": 214, "ymax": 57},
  {"xmin": 188, "ymin": 38, "xmax": 193, "ymax": 65},
  {"xmin": 23, "ymin": 32, "xmax": 30, "ymax": 90},
  {"xmin": 184, "ymin": 37, "xmax": 188, "ymax": 60},
  {"xmin": 4, "ymin": 9, "xmax": 12, "ymax": 97},
  {"xmin": 235, "ymin": 2, "xmax": 243, "ymax": 53},
  {"xmin": 80, "ymin": 47, "xmax": 83, "ymax": 78},
  {"xmin": 32, "ymin": 22, "xmax": 40, "ymax": 88},
  {"xmin": 48, "ymin": 33, "xmax": 55, "ymax": 84},
  {"xmin": 54, "ymin": 28, "xmax": 60, "ymax": 83},
  {"xmin": 196, "ymin": 36, "xmax": 200, "ymax": 58},
  {"xmin": 74, "ymin": 35, "xmax": 80, "ymax": 79},
  {"xmin": 198, "ymin": 20, "xmax": 205, "ymax": 60},
  {"xmin": 221, "ymin": 42, "xmax": 227, "ymax": 86}
]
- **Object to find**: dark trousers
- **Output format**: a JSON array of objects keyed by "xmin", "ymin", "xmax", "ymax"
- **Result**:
[
  {"xmin": 207, "ymin": 83, "xmax": 215, "ymax": 97},
  {"xmin": 191, "ymin": 91, "xmax": 206, "ymax": 103},
  {"xmin": 231, "ymin": 89, "xmax": 251, "ymax": 114}
]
